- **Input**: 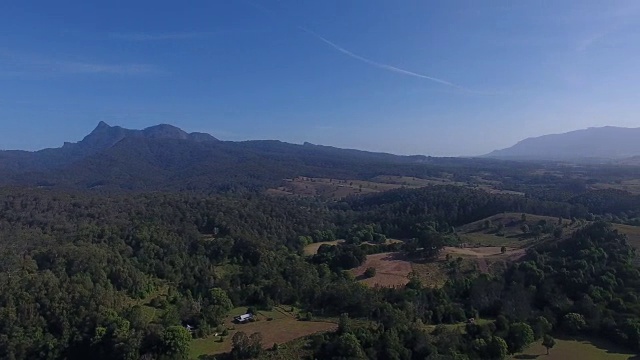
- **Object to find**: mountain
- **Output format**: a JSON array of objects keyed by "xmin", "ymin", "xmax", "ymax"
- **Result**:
[
  {"xmin": 0, "ymin": 122, "xmax": 218, "ymax": 172},
  {"xmin": 484, "ymin": 126, "xmax": 640, "ymax": 161},
  {"xmin": 0, "ymin": 122, "xmax": 455, "ymax": 192}
]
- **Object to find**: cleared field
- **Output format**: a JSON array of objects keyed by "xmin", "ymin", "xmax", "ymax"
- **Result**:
[
  {"xmin": 441, "ymin": 246, "xmax": 526, "ymax": 274},
  {"xmin": 303, "ymin": 239, "xmax": 403, "ymax": 256},
  {"xmin": 457, "ymin": 213, "xmax": 579, "ymax": 248},
  {"xmin": 615, "ymin": 223, "xmax": 640, "ymax": 250},
  {"xmin": 302, "ymin": 240, "xmax": 344, "ymax": 255},
  {"xmin": 372, "ymin": 175, "xmax": 462, "ymax": 187},
  {"xmin": 351, "ymin": 252, "xmax": 412, "ymax": 287},
  {"xmin": 513, "ymin": 337, "xmax": 637, "ymax": 360},
  {"xmin": 268, "ymin": 176, "xmax": 525, "ymax": 199},
  {"xmin": 268, "ymin": 177, "xmax": 409, "ymax": 199},
  {"xmin": 410, "ymin": 261, "xmax": 448, "ymax": 288},
  {"xmin": 189, "ymin": 306, "xmax": 336, "ymax": 359},
  {"xmin": 592, "ymin": 179, "xmax": 640, "ymax": 195},
  {"xmin": 424, "ymin": 318, "xmax": 493, "ymax": 333}
]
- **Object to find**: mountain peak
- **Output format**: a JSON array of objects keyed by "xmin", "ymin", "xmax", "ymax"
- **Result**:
[{"xmin": 94, "ymin": 121, "xmax": 112, "ymax": 131}]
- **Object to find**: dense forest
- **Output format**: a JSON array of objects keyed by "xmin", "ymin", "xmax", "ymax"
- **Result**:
[{"xmin": 2, "ymin": 177, "xmax": 640, "ymax": 359}]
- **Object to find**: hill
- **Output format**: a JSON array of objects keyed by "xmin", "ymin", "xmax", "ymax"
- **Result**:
[{"xmin": 484, "ymin": 126, "xmax": 640, "ymax": 161}]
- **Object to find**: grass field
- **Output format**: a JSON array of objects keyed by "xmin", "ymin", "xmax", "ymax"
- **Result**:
[
  {"xmin": 614, "ymin": 223, "xmax": 640, "ymax": 250},
  {"xmin": 410, "ymin": 261, "xmax": 448, "ymax": 288},
  {"xmin": 189, "ymin": 306, "xmax": 336, "ymax": 359},
  {"xmin": 268, "ymin": 176, "xmax": 526, "ymax": 199},
  {"xmin": 302, "ymin": 240, "xmax": 344, "ymax": 255},
  {"xmin": 457, "ymin": 213, "xmax": 580, "ymax": 248},
  {"xmin": 351, "ymin": 252, "xmax": 412, "ymax": 288},
  {"xmin": 592, "ymin": 179, "xmax": 640, "ymax": 195},
  {"xmin": 513, "ymin": 337, "xmax": 638, "ymax": 360},
  {"xmin": 302, "ymin": 238, "xmax": 403, "ymax": 256},
  {"xmin": 423, "ymin": 318, "xmax": 493, "ymax": 333}
]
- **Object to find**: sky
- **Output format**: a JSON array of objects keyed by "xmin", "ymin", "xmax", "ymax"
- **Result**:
[{"xmin": 1, "ymin": 0, "xmax": 640, "ymax": 156}]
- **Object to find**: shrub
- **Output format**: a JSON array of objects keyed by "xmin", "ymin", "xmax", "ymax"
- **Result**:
[{"xmin": 364, "ymin": 267, "xmax": 377, "ymax": 278}]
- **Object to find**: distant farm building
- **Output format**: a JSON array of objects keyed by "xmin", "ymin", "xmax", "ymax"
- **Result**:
[{"xmin": 234, "ymin": 313, "xmax": 253, "ymax": 323}]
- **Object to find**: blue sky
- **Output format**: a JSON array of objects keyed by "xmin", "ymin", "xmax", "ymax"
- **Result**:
[{"xmin": 1, "ymin": 0, "xmax": 639, "ymax": 156}]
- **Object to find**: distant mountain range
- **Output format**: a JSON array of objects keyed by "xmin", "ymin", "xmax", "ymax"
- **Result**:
[
  {"xmin": 484, "ymin": 126, "xmax": 640, "ymax": 161},
  {"xmin": 0, "ymin": 122, "xmax": 454, "ymax": 191}
]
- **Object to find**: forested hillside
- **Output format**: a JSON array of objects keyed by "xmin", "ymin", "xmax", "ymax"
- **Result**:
[{"xmin": 1, "ymin": 183, "xmax": 640, "ymax": 359}]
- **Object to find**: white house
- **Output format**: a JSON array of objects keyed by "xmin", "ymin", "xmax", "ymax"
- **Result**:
[{"xmin": 234, "ymin": 313, "xmax": 253, "ymax": 323}]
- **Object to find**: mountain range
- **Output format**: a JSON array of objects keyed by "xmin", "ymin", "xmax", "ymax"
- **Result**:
[
  {"xmin": 1, "ymin": 123, "xmax": 639, "ymax": 192},
  {"xmin": 484, "ymin": 126, "xmax": 640, "ymax": 161},
  {"xmin": 0, "ymin": 122, "xmax": 445, "ymax": 191}
]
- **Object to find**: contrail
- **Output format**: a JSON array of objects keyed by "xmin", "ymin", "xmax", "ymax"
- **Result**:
[
  {"xmin": 298, "ymin": 26, "xmax": 462, "ymax": 89},
  {"xmin": 243, "ymin": 0, "xmax": 474, "ymax": 92}
]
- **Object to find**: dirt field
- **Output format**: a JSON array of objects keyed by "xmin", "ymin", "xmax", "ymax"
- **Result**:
[
  {"xmin": 190, "ymin": 306, "xmax": 336, "ymax": 359},
  {"xmin": 351, "ymin": 252, "xmax": 412, "ymax": 287}
]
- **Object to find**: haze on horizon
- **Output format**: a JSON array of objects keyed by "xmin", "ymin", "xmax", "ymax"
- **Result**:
[{"xmin": 1, "ymin": 0, "xmax": 639, "ymax": 156}]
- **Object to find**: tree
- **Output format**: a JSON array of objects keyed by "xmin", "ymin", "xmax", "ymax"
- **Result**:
[
  {"xmin": 521, "ymin": 214, "xmax": 527, "ymax": 223},
  {"xmin": 208, "ymin": 288, "xmax": 233, "ymax": 325},
  {"xmin": 501, "ymin": 246, "xmax": 507, "ymax": 254},
  {"xmin": 553, "ymin": 227, "xmax": 563, "ymax": 239},
  {"xmin": 231, "ymin": 331, "xmax": 250, "ymax": 359},
  {"xmin": 562, "ymin": 313, "xmax": 586, "ymax": 334},
  {"xmin": 248, "ymin": 332, "xmax": 263, "ymax": 357},
  {"xmin": 364, "ymin": 267, "xmax": 376, "ymax": 278},
  {"xmin": 507, "ymin": 322, "xmax": 534, "ymax": 353},
  {"xmin": 520, "ymin": 224, "xmax": 529, "ymax": 234},
  {"xmin": 542, "ymin": 334, "xmax": 556, "ymax": 355},
  {"xmin": 334, "ymin": 333, "xmax": 366, "ymax": 359},
  {"xmin": 486, "ymin": 336, "xmax": 509, "ymax": 359},
  {"xmin": 338, "ymin": 313, "xmax": 351, "ymax": 335},
  {"xmin": 162, "ymin": 326, "xmax": 191, "ymax": 359},
  {"xmin": 532, "ymin": 316, "xmax": 552, "ymax": 340}
]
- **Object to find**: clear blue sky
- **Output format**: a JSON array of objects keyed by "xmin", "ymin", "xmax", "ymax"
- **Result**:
[{"xmin": 1, "ymin": 0, "xmax": 639, "ymax": 156}]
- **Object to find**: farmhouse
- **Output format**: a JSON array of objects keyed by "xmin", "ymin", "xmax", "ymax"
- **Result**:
[{"xmin": 234, "ymin": 313, "xmax": 253, "ymax": 323}]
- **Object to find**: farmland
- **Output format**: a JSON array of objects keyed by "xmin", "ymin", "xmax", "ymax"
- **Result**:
[
  {"xmin": 267, "ymin": 175, "xmax": 525, "ymax": 199},
  {"xmin": 189, "ymin": 306, "xmax": 336, "ymax": 359}
]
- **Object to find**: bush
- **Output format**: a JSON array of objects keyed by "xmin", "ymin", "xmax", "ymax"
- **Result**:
[{"xmin": 364, "ymin": 267, "xmax": 377, "ymax": 278}]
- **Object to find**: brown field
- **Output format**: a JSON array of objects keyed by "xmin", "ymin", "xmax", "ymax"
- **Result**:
[
  {"xmin": 351, "ymin": 252, "xmax": 412, "ymax": 287},
  {"xmin": 190, "ymin": 306, "xmax": 336, "ymax": 359}
]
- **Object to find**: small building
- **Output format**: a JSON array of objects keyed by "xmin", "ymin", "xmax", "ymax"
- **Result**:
[{"xmin": 234, "ymin": 313, "xmax": 253, "ymax": 323}]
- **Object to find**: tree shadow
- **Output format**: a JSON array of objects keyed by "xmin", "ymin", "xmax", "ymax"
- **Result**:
[{"xmin": 513, "ymin": 355, "xmax": 540, "ymax": 359}]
